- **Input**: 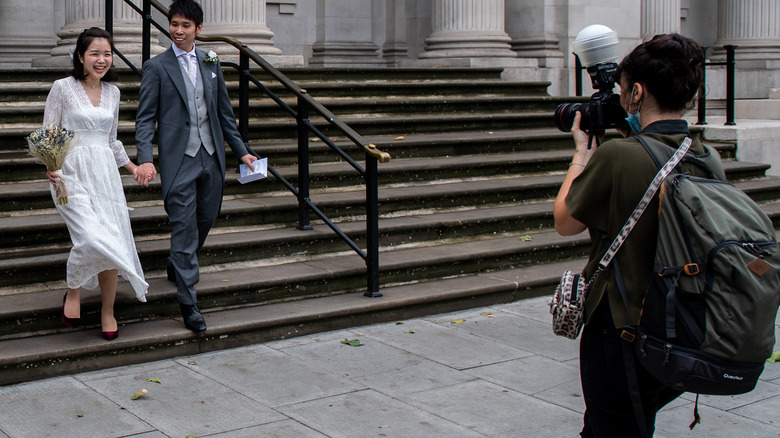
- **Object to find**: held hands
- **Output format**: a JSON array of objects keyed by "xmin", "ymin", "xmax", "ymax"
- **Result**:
[{"xmin": 133, "ymin": 162, "xmax": 157, "ymax": 187}]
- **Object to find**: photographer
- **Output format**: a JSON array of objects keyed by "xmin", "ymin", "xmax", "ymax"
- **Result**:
[{"xmin": 553, "ymin": 34, "xmax": 709, "ymax": 437}]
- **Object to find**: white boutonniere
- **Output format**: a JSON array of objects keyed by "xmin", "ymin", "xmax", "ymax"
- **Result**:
[{"xmin": 204, "ymin": 50, "xmax": 218, "ymax": 64}]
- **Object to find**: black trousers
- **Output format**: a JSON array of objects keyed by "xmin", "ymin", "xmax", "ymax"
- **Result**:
[{"xmin": 579, "ymin": 301, "xmax": 682, "ymax": 438}]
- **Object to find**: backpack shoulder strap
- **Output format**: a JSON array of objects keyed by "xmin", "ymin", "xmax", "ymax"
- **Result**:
[
  {"xmin": 596, "ymin": 137, "xmax": 692, "ymax": 270},
  {"xmin": 636, "ymin": 135, "xmax": 726, "ymax": 181}
]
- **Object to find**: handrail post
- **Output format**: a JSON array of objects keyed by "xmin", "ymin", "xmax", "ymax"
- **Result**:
[
  {"xmin": 238, "ymin": 52, "xmax": 250, "ymax": 144},
  {"xmin": 725, "ymin": 44, "xmax": 737, "ymax": 126},
  {"xmin": 105, "ymin": 0, "xmax": 113, "ymax": 36},
  {"xmin": 697, "ymin": 46, "xmax": 708, "ymax": 125},
  {"xmin": 142, "ymin": 0, "xmax": 151, "ymax": 64},
  {"xmin": 296, "ymin": 95, "xmax": 312, "ymax": 231},
  {"xmin": 574, "ymin": 54, "xmax": 583, "ymax": 97},
  {"xmin": 364, "ymin": 154, "xmax": 382, "ymax": 297}
]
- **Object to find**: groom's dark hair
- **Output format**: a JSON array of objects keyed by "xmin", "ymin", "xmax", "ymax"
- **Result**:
[{"xmin": 168, "ymin": 0, "xmax": 204, "ymax": 27}]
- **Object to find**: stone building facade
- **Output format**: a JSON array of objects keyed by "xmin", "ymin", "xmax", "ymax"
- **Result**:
[{"xmin": 1, "ymin": 0, "xmax": 779, "ymax": 98}]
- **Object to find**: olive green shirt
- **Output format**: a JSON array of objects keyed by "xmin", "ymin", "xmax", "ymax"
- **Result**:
[{"xmin": 566, "ymin": 120, "xmax": 715, "ymax": 328}]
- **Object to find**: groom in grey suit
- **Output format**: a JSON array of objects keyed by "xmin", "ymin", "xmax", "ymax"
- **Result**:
[{"xmin": 135, "ymin": 0, "xmax": 255, "ymax": 332}]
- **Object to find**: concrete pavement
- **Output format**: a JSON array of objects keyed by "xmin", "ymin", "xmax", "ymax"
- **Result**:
[{"xmin": 0, "ymin": 296, "xmax": 778, "ymax": 437}]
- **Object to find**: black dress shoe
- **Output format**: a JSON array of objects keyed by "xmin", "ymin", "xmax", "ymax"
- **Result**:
[
  {"xmin": 166, "ymin": 261, "xmax": 176, "ymax": 283},
  {"xmin": 180, "ymin": 303, "xmax": 207, "ymax": 332}
]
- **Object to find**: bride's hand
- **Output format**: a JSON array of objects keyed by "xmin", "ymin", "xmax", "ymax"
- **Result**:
[
  {"xmin": 46, "ymin": 169, "xmax": 59, "ymax": 186},
  {"xmin": 133, "ymin": 162, "xmax": 157, "ymax": 187}
]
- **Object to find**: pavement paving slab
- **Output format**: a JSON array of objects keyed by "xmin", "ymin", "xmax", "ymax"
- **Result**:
[
  {"xmin": 398, "ymin": 379, "xmax": 582, "ymax": 437},
  {"xmin": 171, "ymin": 344, "xmax": 365, "ymax": 408},
  {"xmin": 0, "ymin": 296, "xmax": 777, "ymax": 438},
  {"xmin": 357, "ymin": 318, "xmax": 532, "ymax": 370},
  {"xmin": 0, "ymin": 377, "xmax": 154, "ymax": 438},
  {"xmin": 77, "ymin": 361, "xmax": 286, "ymax": 437},
  {"xmin": 276, "ymin": 388, "xmax": 485, "ymax": 437}
]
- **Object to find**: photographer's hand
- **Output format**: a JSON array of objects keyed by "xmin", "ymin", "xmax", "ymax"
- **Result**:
[
  {"xmin": 553, "ymin": 111, "xmax": 590, "ymax": 236},
  {"xmin": 570, "ymin": 112, "xmax": 596, "ymax": 166}
]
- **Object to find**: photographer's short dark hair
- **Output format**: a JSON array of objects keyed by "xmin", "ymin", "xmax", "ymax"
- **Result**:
[
  {"xmin": 169, "ymin": 0, "xmax": 204, "ymax": 27},
  {"xmin": 70, "ymin": 27, "xmax": 119, "ymax": 82},
  {"xmin": 617, "ymin": 33, "xmax": 704, "ymax": 111}
]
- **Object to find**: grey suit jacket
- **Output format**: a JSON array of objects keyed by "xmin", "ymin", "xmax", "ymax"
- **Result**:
[{"xmin": 135, "ymin": 46, "xmax": 248, "ymax": 199}]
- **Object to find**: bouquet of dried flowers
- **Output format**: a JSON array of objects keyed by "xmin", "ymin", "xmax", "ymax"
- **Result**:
[{"xmin": 26, "ymin": 123, "xmax": 74, "ymax": 205}]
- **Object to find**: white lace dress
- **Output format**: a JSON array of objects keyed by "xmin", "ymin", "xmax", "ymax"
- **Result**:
[{"xmin": 43, "ymin": 77, "xmax": 148, "ymax": 302}]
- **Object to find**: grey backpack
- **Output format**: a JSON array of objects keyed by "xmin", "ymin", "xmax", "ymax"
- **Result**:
[{"xmin": 619, "ymin": 135, "xmax": 780, "ymax": 397}]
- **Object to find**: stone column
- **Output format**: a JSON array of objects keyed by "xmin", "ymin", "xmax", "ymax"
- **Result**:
[
  {"xmin": 309, "ymin": 0, "xmax": 384, "ymax": 67},
  {"xmin": 641, "ymin": 0, "xmax": 681, "ymax": 38},
  {"xmin": 0, "ymin": 0, "xmax": 60, "ymax": 68},
  {"xmin": 714, "ymin": 0, "xmax": 780, "ymax": 62},
  {"xmin": 419, "ymin": 0, "xmax": 516, "ymax": 59},
  {"xmin": 505, "ymin": 0, "xmax": 563, "ymax": 67},
  {"xmin": 33, "ymin": 0, "xmax": 164, "ymax": 68},
  {"xmin": 196, "ymin": 0, "xmax": 282, "ymax": 57},
  {"xmin": 382, "ymin": 0, "xmax": 410, "ymax": 65}
]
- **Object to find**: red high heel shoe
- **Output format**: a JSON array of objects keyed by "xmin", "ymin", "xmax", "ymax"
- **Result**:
[
  {"xmin": 61, "ymin": 292, "xmax": 80, "ymax": 328},
  {"xmin": 101, "ymin": 330, "xmax": 119, "ymax": 341}
]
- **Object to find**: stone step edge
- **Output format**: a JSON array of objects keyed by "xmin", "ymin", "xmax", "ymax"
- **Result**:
[
  {"xmin": 0, "ymin": 259, "xmax": 583, "ymax": 386},
  {"xmin": 0, "ymin": 229, "xmax": 588, "ymax": 318}
]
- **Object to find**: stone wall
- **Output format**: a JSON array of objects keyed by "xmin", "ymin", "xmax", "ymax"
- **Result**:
[{"xmin": 2, "ymin": 0, "xmax": 779, "ymax": 101}]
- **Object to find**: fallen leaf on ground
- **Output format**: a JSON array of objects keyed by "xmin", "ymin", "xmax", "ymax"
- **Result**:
[
  {"xmin": 341, "ymin": 338, "xmax": 364, "ymax": 347},
  {"xmin": 767, "ymin": 351, "xmax": 780, "ymax": 363},
  {"xmin": 520, "ymin": 235, "xmax": 533, "ymax": 241},
  {"xmin": 131, "ymin": 389, "xmax": 148, "ymax": 400},
  {"xmin": 395, "ymin": 321, "xmax": 404, "ymax": 325},
  {"xmin": 408, "ymin": 329, "xmax": 415, "ymax": 334},
  {"xmin": 394, "ymin": 135, "xmax": 405, "ymax": 141},
  {"xmin": 187, "ymin": 361, "xmax": 197, "ymax": 365},
  {"xmin": 480, "ymin": 312, "xmax": 496, "ymax": 318},
  {"xmin": 451, "ymin": 319, "xmax": 465, "ymax": 324},
  {"xmin": 147, "ymin": 378, "xmax": 162, "ymax": 384}
]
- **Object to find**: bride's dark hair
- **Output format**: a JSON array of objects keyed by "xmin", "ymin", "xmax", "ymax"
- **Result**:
[{"xmin": 70, "ymin": 27, "xmax": 119, "ymax": 82}]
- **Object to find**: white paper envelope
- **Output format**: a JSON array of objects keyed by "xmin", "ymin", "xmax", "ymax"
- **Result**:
[{"xmin": 237, "ymin": 158, "xmax": 268, "ymax": 184}]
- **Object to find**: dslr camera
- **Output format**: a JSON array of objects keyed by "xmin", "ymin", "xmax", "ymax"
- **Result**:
[{"xmin": 554, "ymin": 25, "xmax": 627, "ymax": 133}]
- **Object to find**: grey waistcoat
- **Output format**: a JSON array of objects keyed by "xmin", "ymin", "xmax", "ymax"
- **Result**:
[{"xmin": 179, "ymin": 59, "xmax": 216, "ymax": 157}]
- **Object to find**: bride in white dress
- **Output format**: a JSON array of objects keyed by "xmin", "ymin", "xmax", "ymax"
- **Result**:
[{"xmin": 43, "ymin": 28, "xmax": 149, "ymax": 340}]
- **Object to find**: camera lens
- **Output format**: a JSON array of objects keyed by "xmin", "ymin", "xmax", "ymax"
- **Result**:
[{"xmin": 554, "ymin": 103, "xmax": 589, "ymax": 132}]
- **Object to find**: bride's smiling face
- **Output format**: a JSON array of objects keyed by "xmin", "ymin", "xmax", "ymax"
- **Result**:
[{"xmin": 79, "ymin": 38, "xmax": 113, "ymax": 81}]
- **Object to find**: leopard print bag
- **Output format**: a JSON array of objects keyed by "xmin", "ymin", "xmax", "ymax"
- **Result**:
[{"xmin": 550, "ymin": 271, "xmax": 589, "ymax": 339}]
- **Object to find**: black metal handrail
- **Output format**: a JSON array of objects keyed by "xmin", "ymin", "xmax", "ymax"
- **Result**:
[
  {"xmin": 573, "ymin": 45, "xmax": 737, "ymax": 126},
  {"xmin": 697, "ymin": 45, "xmax": 737, "ymax": 126},
  {"xmin": 107, "ymin": 0, "xmax": 389, "ymax": 297}
]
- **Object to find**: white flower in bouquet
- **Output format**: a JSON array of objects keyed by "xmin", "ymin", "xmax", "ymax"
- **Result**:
[{"xmin": 26, "ymin": 123, "xmax": 74, "ymax": 205}]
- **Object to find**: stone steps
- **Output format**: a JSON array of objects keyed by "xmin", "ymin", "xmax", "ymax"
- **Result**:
[
  {"xmin": 0, "ymin": 258, "xmax": 581, "ymax": 386},
  {"xmin": 0, "ymin": 66, "xmax": 777, "ymax": 385}
]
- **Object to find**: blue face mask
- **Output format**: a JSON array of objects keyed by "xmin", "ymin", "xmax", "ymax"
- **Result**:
[
  {"xmin": 624, "ymin": 86, "xmax": 642, "ymax": 134},
  {"xmin": 625, "ymin": 110, "xmax": 642, "ymax": 134}
]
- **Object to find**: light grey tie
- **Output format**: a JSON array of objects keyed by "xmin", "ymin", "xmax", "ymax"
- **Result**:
[{"xmin": 182, "ymin": 53, "xmax": 196, "ymax": 85}]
